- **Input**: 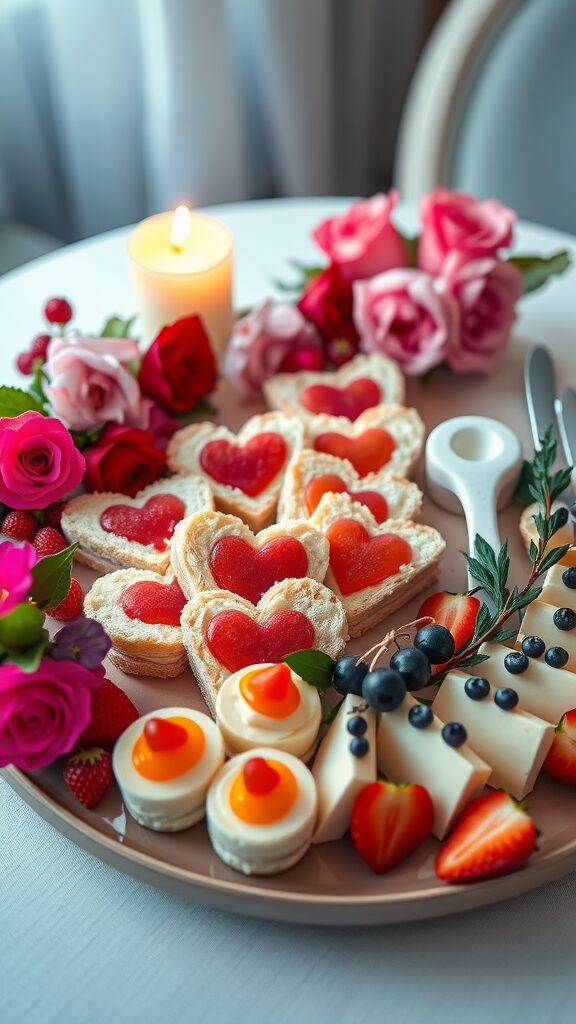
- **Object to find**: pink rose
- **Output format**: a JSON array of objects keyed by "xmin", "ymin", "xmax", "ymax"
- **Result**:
[
  {"xmin": 223, "ymin": 299, "xmax": 323, "ymax": 398},
  {"xmin": 0, "ymin": 541, "xmax": 37, "ymax": 615},
  {"xmin": 354, "ymin": 269, "xmax": 459, "ymax": 376},
  {"xmin": 419, "ymin": 188, "xmax": 516, "ymax": 274},
  {"xmin": 44, "ymin": 334, "xmax": 141, "ymax": 431},
  {"xmin": 312, "ymin": 192, "xmax": 407, "ymax": 282},
  {"xmin": 443, "ymin": 252, "xmax": 523, "ymax": 373},
  {"xmin": 0, "ymin": 411, "xmax": 85, "ymax": 509},
  {"xmin": 0, "ymin": 658, "xmax": 102, "ymax": 771},
  {"xmin": 129, "ymin": 397, "xmax": 180, "ymax": 452}
]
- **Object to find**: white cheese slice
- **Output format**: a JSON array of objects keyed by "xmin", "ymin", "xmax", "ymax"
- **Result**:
[
  {"xmin": 312, "ymin": 694, "xmax": 376, "ymax": 844},
  {"xmin": 541, "ymin": 563, "xmax": 576, "ymax": 610},
  {"xmin": 375, "ymin": 694, "xmax": 491, "ymax": 839},
  {"xmin": 516, "ymin": 601, "xmax": 576, "ymax": 672},
  {"xmin": 480, "ymin": 642, "xmax": 576, "ymax": 722},
  {"xmin": 432, "ymin": 672, "xmax": 554, "ymax": 800}
]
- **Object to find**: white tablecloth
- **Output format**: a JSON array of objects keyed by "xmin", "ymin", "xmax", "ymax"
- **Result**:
[{"xmin": 3, "ymin": 200, "xmax": 576, "ymax": 1024}]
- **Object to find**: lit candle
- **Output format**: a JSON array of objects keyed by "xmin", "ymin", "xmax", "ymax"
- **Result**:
[{"xmin": 128, "ymin": 206, "xmax": 234, "ymax": 358}]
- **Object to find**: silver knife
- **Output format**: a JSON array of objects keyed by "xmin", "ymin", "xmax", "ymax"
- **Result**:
[
  {"xmin": 556, "ymin": 387, "xmax": 576, "ymax": 468},
  {"xmin": 524, "ymin": 346, "xmax": 562, "ymax": 456}
]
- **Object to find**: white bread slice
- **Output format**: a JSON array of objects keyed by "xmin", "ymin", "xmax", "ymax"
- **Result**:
[
  {"xmin": 171, "ymin": 509, "xmax": 329, "ymax": 601},
  {"xmin": 61, "ymin": 474, "xmax": 214, "ymax": 575},
  {"xmin": 181, "ymin": 578, "xmax": 348, "ymax": 715},
  {"xmin": 166, "ymin": 412, "xmax": 305, "ymax": 532},
  {"xmin": 310, "ymin": 492, "xmax": 445, "ymax": 637},
  {"xmin": 305, "ymin": 405, "xmax": 424, "ymax": 480},
  {"xmin": 263, "ymin": 352, "xmax": 405, "ymax": 422},
  {"xmin": 84, "ymin": 568, "xmax": 188, "ymax": 679},
  {"xmin": 519, "ymin": 500, "xmax": 573, "ymax": 556},
  {"xmin": 277, "ymin": 449, "xmax": 422, "ymax": 523}
]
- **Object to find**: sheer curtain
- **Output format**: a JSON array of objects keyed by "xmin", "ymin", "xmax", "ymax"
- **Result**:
[{"xmin": 0, "ymin": 0, "xmax": 429, "ymax": 243}]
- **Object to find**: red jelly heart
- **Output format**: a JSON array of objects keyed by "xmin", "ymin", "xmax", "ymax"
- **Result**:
[
  {"xmin": 301, "ymin": 378, "xmax": 381, "ymax": 420},
  {"xmin": 243, "ymin": 757, "xmax": 281, "ymax": 796},
  {"xmin": 121, "ymin": 578, "xmax": 186, "ymax": 626},
  {"xmin": 314, "ymin": 428, "xmax": 396, "ymax": 476},
  {"xmin": 326, "ymin": 518, "xmax": 411, "ymax": 595},
  {"xmin": 100, "ymin": 495, "xmax": 185, "ymax": 551},
  {"xmin": 199, "ymin": 433, "xmax": 287, "ymax": 497},
  {"xmin": 206, "ymin": 610, "xmax": 315, "ymax": 672},
  {"xmin": 144, "ymin": 717, "xmax": 188, "ymax": 751},
  {"xmin": 304, "ymin": 474, "xmax": 389, "ymax": 523},
  {"xmin": 209, "ymin": 536, "xmax": 309, "ymax": 604}
]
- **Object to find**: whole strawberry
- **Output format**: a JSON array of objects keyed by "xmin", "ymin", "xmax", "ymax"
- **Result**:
[
  {"xmin": 33, "ymin": 526, "xmax": 67, "ymax": 557},
  {"xmin": 78, "ymin": 678, "xmax": 139, "ymax": 747},
  {"xmin": 50, "ymin": 578, "xmax": 83, "ymax": 621},
  {"xmin": 63, "ymin": 748, "xmax": 112, "ymax": 809},
  {"xmin": 2, "ymin": 509, "xmax": 37, "ymax": 542}
]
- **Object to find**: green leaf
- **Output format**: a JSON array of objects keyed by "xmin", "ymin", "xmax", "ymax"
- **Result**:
[
  {"xmin": 472, "ymin": 602, "xmax": 495, "ymax": 642},
  {"xmin": 0, "ymin": 386, "xmax": 45, "ymax": 418},
  {"xmin": 321, "ymin": 699, "xmax": 343, "ymax": 725},
  {"xmin": 508, "ymin": 585, "xmax": 542, "ymax": 613},
  {"xmin": 100, "ymin": 315, "xmax": 136, "ymax": 338},
  {"xmin": 5, "ymin": 632, "xmax": 50, "ymax": 672},
  {"xmin": 488, "ymin": 628, "xmax": 518, "ymax": 645},
  {"xmin": 70, "ymin": 423, "xmax": 107, "ymax": 451},
  {"xmin": 283, "ymin": 649, "xmax": 335, "ymax": 691},
  {"xmin": 529, "ymin": 539, "xmax": 539, "ymax": 564},
  {"xmin": 30, "ymin": 543, "xmax": 78, "ymax": 610},
  {"xmin": 456, "ymin": 653, "xmax": 491, "ymax": 669},
  {"xmin": 536, "ymin": 544, "xmax": 571, "ymax": 577},
  {"xmin": 400, "ymin": 233, "xmax": 419, "ymax": 267},
  {"xmin": 514, "ymin": 460, "xmax": 536, "ymax": 506},
  {"xmin": 508, "ymin": 251, "xmax": 571, "ymax": 294}
]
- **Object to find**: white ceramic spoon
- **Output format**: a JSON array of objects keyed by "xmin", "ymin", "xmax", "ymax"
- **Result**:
[{"xmin": 425, "ymin": 416, "xmax": 523, "ymax": 607}]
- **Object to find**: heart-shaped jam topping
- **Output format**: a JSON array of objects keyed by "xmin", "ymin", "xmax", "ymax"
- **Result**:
[
  {"xmin": 300, "ymin": 378, "xmax": 381, "ymax": 420},
  {"xmin": 326, "ymin": 518, "xmax": 411, "ymax": 595},
  {"xmin": 209, "ymin": 536, "xmax": 309, "ymax": 604},
  {"xmin": 199, "ymin": 433, "xmax": 287, "ymax": 497},
  {"xmin": 304, "ymin": 474, "xmax": 389, "ymax": 523},
  {"xmin": 121, "ymin": 578, "xmax": 187, "ymax": 626},
  {"xmin": 206, "ymin": 610, "xmax": 315, "ymax": 672},
  {"xmin": 100, "ymin": 495, "xmax": 185, "ymax": 551},
  {"xmin": 314, "ymin": 429, "xmax": 396, "ymax": 476}
]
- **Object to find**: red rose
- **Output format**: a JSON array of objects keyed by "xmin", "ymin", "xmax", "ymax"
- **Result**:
[
  {"xmin": 138, "ymin": 315, "xmax": 217, "ymax": 413},
  {"xmin": 84, "ymin": 424, "xmax": 166, "ymax": 496},
  {"xmin": 298, "ymin": 266, "xmax": 359, "ymax": 345}
]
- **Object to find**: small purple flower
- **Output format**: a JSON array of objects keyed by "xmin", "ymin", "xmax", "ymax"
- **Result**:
[{"xmin": 52, "ymin": 617, "xmax": 111, "ymax": 670}]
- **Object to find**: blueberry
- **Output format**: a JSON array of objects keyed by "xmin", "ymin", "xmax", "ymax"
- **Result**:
[
  {"xmin": 464, "ymin": 676, "xmax": 490, "ymax": 701},
  {"xmin": 553, "ymin": 607, "xmax": 576, "ymax": 631},
  {"xmin": 389, "ymin": 646, "xmax": 431, "ymax": 691},
  {"xmin": 556, "ymin": 506, "xmax": 569, "ymax": 527},
  {"xmin": 521, "ymin": 635, "xmax": 545, "ymax": 659},
  {"xmin": 349, "ymin": 737, "xmax": 369, "ymax": 758},
  {"xmin": 442, "ymin": 722, "xmax": 467, "ymax": 747},
  {"xmin": 414, "ymin": 624, "xmax": 455, "ymax": 665},
  {"xmin": 347, "ymin": 715, "xmax": 367, "ymax": 737},
  {"xmin": 333, "ymin": 655, "xmax": 368, "ymax": 696},
  {"xmin": 504, "ymin": 651, "xmax": 529, "ymax": 675},
  {"xmin": 362, "ymin": 668, "xmax": 406, "ymax": 712},
  {"xmin": 408, "ymin": 704, "xmax": 433, "ymax": 729},
  {"xmin": 562, "ymin": 567, "xmax": 576, "ymax": 590},
  {"xmin": 545, "ymin": 646, "xmax": 569, "ymax": 668},
  {"xmin": 494, "ymin": 687, "xmax": 519, "ymax": 710}
]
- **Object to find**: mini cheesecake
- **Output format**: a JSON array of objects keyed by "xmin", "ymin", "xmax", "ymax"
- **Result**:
[
  {"xmin": 113, "ymin": 707, "xmax": 224, "ymax": 831},
  {"xmin": 216, "ymin": 663, "xmax": 322, "ymax": 760},
  {"xmin": 206, "ymin": 748, "xmax": 317, "ymax": 875}
]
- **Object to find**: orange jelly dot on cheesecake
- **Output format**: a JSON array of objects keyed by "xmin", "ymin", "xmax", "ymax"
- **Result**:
[
  {"xmin": 132, "ymin": 716, "xmax": 205, "ymax": 781},
  {"xmin": 229, "ymin": 757, "xmax": 298, "ymax": 824},
  {"xmin": 239, "ymin": 663, "xmax": 301, "ymax": 719}
]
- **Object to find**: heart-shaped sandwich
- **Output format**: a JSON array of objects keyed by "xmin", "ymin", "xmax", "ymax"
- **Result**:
[
  {"xmin": 84, "ymin": 569, "xmax": 189, "ymax": 678},
  {"xmin": 62, "ymin": 475, "xmax": 214, "ymax": 574},
  {"xmin": 305, "ymin": 405, "xmax": 424, "ymax": 480},
  {"xmin": 181, "ymin": 578, "xmax": 348, "ymax": 714},
  {"xmin": 263, "ymin": 352, "xmax": 405, "ymax": 423},
  {"xmin": 310, "ymin": 493, "xmax": 445, "ymax": 636},
  {"xmin": 277, "ymin": 450, "xmax": 422, "ymax": 524},
  {"xmin": 171, "ymin": 510, "xmax": 329, "ymax": 603},
  {"xmin": 167, "ymin": 412, "xmax": 305, "ymax": 532}
]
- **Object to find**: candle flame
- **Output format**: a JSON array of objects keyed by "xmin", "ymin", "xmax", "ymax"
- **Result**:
[{"xmin": 171, "ymin": 205, "xmax": 191, "ymax": 251}]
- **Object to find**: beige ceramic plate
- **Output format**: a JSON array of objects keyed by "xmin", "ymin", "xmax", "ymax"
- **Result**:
[{"xmin": 5, "ymin": 361, "xmax": 576, "ymax": 926}]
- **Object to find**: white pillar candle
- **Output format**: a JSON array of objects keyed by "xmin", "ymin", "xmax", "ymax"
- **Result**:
[{"xmin": 128, "ymin": 206, "xmax": 234, "ymax": 359}]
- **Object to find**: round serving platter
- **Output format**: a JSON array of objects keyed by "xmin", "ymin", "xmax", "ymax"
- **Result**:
[{"xmin": 3, "ymin": 204, "xmax": 576, "ymax": 925}]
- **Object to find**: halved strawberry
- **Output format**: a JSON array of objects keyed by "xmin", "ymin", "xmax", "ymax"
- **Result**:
[
  {"xmin": 351, "ymin": 780, "xmax": 433, "ymax": 873},
  {"xmin": 436, "ymin": 790, "xmax": 537, "ymax": 884},
  {"xmin": 418, "ymin": 591, "xmax": 480, "ymax": 669},
  {"xmin": 543, "ymin": 709, "xmax": 576, "ymax": 784},
  {"xmin": 78, "ymin": 677, "xmax": 139, "ymax": 747}
]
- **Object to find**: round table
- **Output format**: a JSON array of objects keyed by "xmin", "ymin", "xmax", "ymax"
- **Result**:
[{"xmin": 3, "ymin": 199, "xmax": 576, "ymax": 1024}]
